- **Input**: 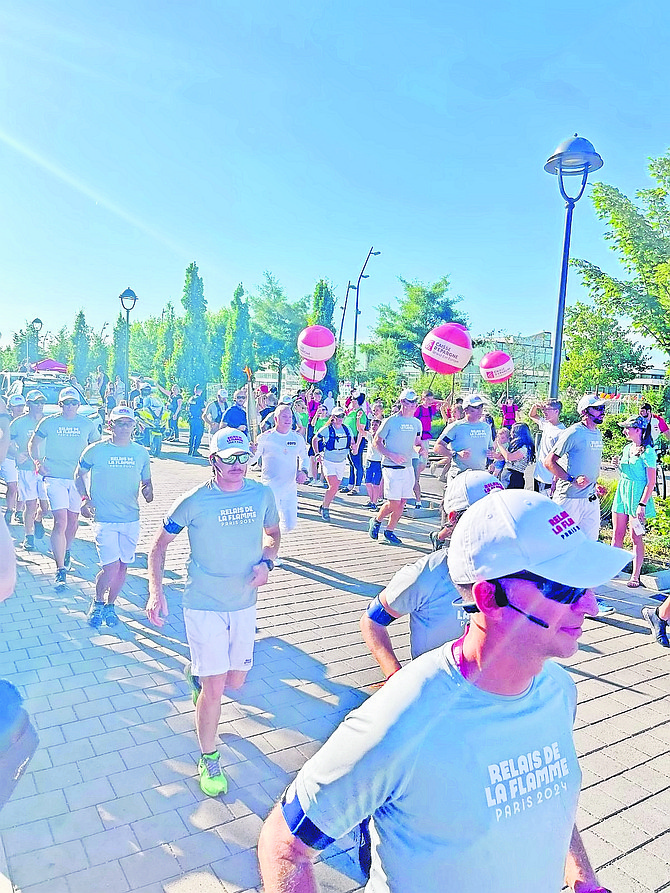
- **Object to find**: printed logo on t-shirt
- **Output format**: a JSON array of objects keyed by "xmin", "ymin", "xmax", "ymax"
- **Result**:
[
  {"xmin": 468, "ymin": 430, "xmax": 489, "ymax": 438},
  {"xmin": 55, "ymin": 425, "xmax": 85, "ymax": 437},
  {"xmin": 218, "ymin": 505, "xmax": 257, "ymax": 527},
  {"xmin": 107, "ymin": 456, "xmax": 137, "ymax": 468},
  {"xmin": 548, "ymin": 510, "xmax": 578, "ymax": 539},
  {"xmin": 485, "ymin": 740, "xmax": 571, "ymax": 822},
  {"xmin": 286, "ymin": 440, "xmax": 297, "ymax": 447}
]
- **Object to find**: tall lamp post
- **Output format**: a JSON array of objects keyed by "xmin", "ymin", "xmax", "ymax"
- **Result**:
[
  {"xmin": 544, "ymin": 134, "xmax": 603, "ymax": 398},
  {"xmin": 338, "ymin": 281, "xmax": 357, "ymax": 344},
  {"xmin": 27, "ymin": 318, "xmax": 43, "ymax": 368},
  {"xmin": 119, "ymin": 288, "xmax": 138, "ymax": 401},
  {"xmin": 352, "ymin": 247, "xmax": 381, "ymax": 367}
]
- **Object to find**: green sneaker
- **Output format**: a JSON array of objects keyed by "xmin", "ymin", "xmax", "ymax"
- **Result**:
[
  {"xmin": 198, "ymin": 751, "xmax": 228, "ymax": 797},
  {"xmin": 184, "ymin": 661, "xmax": 202, "ymax": 705}
]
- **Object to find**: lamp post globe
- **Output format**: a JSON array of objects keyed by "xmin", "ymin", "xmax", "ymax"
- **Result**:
[
  {"xmin": 545, "ymin": 134, "xmax": 602, "ymax": 399},
  {"xmin": 119, "ymin": 288, "xmax": 138, "ymax": 401}
]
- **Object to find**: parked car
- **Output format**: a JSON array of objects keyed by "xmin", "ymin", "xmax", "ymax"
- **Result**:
[{"xmin": 0, "ymin": 372, "xmax": 103, "ymax": 432}]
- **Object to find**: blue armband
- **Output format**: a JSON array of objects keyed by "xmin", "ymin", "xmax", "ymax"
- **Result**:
[
  {"xmin": 366, "ymin": 596, "xmax": 396, "ymax": 627},
  {"xmin": 281, "ymin": 784, "xmax": 335, "ymax": 850},
  {"xmin": 163, "ymin": 517, "xmax": 183, "ymax": 535}
]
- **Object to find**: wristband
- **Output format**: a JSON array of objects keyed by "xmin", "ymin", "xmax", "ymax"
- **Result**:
[
  {"xmin": 566, "ymin": 474, "xmax": 575, "ymax": 483},
  {"xmin": 639, "ymin": 501, "xmax": 647, "ymax": 507},
  {"xmin": 260, "ymin": 558, "xmax": 274, "ymax": 572}
]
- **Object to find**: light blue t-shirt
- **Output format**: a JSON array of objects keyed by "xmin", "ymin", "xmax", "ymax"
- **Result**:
[
  {"xmin": 376, "ymin": 415, "xmax": 422, "ymax": 468},
  {"xmin": 381, "ymin": 551, "xmax": 466, "ymax": 658},
  {"xmin": 165, "ymin": 478, "xmax": 279, "ymax": 612},
  {"xmin": 551, "ymin": 423, "xmax": 602, "ymax": 500},
  {"xmin": 289, "ymin": 648, "xmax": 580, "ymax": 893},
  {"xmin": 440, "ymin": 419, "xmax": 492, "ymax": 472},
  {"xmin": 78, "ymin": 440, "xmax": 151, "ymax": 523},
  {"xmin": 33, "ymin": 413, "xmax": 100, "ymax": 479}
]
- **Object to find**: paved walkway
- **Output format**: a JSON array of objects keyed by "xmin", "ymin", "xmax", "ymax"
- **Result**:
[{"xmin": 1, "ymin": 443, "xmax": 670, "ymax": 892}]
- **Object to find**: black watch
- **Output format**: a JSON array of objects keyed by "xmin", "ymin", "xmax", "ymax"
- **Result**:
[{"xmin": 260, "ymin": 558, "xmax": 274, "ymax": 572}]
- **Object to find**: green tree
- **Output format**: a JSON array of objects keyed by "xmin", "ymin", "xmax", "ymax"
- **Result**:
[
  {"xmin": 110, "ymin": 312, "xmax": 127, "ymax": 381},
  {"xmin": 173, "ymin": 262, "xmax": 208, "ymax": 389},
  {"xmin": 71, "ymin": 311, "xmax": 91, "ymax": 382},
  {"xmin": 250, "ymin": 272, "xmax": 309, "ymax": 393},
  {"xmin": 573, "ymin": 150, "xmax": 670, "ymax": 356},
  {"xmin": 129, "ymin": 318, "xmax": 160, "ymax": 378},
  {"xmin": 374, "ymin": 276, "xmax": 468, "ymax": 370},
  {"xmin": 49, "ymin": 326, "xmax": 72, "ymax": 367},
  {"xmin": 559, "ymin": 301, "xmax": 649, "ymax": 393},
  {"xmin": 309, "ymin": 279, "xmax": 339, "ymax": 397},
  {"xmin": 89, "ymin": 328, "xmax": 110, "ymax": 376},
  {"xmin": 205, "ymin": 308, "xmax": 228, "ymax": 386},
  {"xmin": 221, "ymin": 283, "xmax": 253, "ymax": 389},
  {"xmin": 153, "ymin": 303, "xmax": 180, "ymax": 385}
]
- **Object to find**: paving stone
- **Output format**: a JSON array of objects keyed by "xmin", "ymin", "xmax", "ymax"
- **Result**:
[
  {"xmin": 64, "ymin": 776, "xmax": 116, "ymax": 811},
  {"xmin": 65, "ymin": 860, "xmax": 131, "ymax": 893},
  {"xmin": 82, "ymin": 824, "xmax": 142, "ymax": 865},
  {"xmin": 131, "ymin": 810, "xmax": 191, "ymax": 849},
  {"xmin": 211, "ymin": 848, "xmax": 261, "ymax": 893},
  {"xmin": 171, "ymin": 829, "xmax": 232, "ymax": 871},
  {"xmin": 119, "ymin": 844, "xmax": 182, "ymax": 888},
  {"xmin": 163, "ymin": 869, "xmax": 227, "ymax": 892},
  {"xmin": 0, "ymin": 818, "xmax": 54, "ymax": 856},
  {"xmin": 98, "ymin": 792, "xmax": 153, "ymax": 828},
  {"xmin": 8, "ymin": 838, "xmax": 88, "ymax": 887}
]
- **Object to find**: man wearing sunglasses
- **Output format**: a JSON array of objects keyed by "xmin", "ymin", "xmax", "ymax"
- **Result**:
[
  {"xmin": 75, "ymin": 406, "xmax": 153, "ymax": 628},
  {"xmin": 369, "ymin": 388, "xmax": 426, "ymax": 545},
  {"xmin": 544, "ymin": 394, "xmax": 612, "ymax": 616},
  {"xmin": 28, "ymin": 386, "xmax": 100, "ymax": 586},
  {"xmin": 146, "ymin": 428, "xmax": 279, "ymax": 798},
  {"xmin": 260, "ymin": 490, "xmax": 627, "ymax": 892}
]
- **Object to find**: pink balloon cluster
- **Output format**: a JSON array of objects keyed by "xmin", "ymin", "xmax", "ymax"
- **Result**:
[
  {"xmin": 421, "ymin": 323, "xmax": 473, "ymax": 374},
  {"xmin": 479, "ymin": 351, "xmax": 514, "ymax": 383},
  {"xmin": 297, "ymin": 325, "xmax": 337, "ymax": 382}
]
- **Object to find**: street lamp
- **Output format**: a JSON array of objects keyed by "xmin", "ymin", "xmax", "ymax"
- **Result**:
[
  {"xmin": 26, "ymin": 318, "xmax": 43, "ymax": 368},
  {"xmin": 338, "ymin": 281, "xmax": 357, "ymax": 344},
  {"xmin": 352, "ymin": 247, "xmax": 381, "ymax": 367},
  {"xmin": 544, "ymin": 134, "xmax": 603, "ymax": 398},
  {"xmin": 119, "ymin": 288, "xmax": 138, "ymax": 401}
]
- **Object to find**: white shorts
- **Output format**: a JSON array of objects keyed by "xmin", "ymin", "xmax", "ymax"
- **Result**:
[
  {"xmin": 269, "ymin": 483, "xmax": 298, "ymax": 534},
  {"xmin": 93, "ymin": 520, "xmax": 141, "ymax": 566},
  {"xmin": 44, "ymin": 478, "xmax": 81, "ymax": 513},
  {"xmin": 382, "ymin": 465, "xmax": 415, "ymax": 501},
  {"xmin": 322, "ymin": 459, "xmax": 348, "ymax": 481},
  {"xmin": 551, "ymin": 494, "xmax": 600, "ymax": 541},
  {"xmin": 18, "ymin": 469, "xmax": 40, "ymax": 502},
  {"xmin": 183, "ymin": 605, "xmax": 256, "ymax": 677},
  {"xmin": 0, "ymin": 458, "xmax": 17, "ymax": 485}
]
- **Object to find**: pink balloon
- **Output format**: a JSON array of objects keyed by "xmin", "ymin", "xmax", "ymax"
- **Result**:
[
  {"xmin": 298, "ymin": 325, "xmax": 337, "ymax": 361},
  {"xmin": 421, "ymin": 323, "xmax": 473, "ymax": 374},
  {"xmin": 479, "ymin": 351, "xmax": 515, "ymax": 383},
  {"xmin": 299, "ymin": 358, "xmax": 327, "ymax": 382}
]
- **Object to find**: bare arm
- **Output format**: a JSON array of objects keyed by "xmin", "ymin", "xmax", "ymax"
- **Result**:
[
  {"xmin": 141, "ymin": 479, "xmax": 154, "ymax": 503},
  {"xmin": 0, "ymin": 515, "xmax": 16, "ymax": 602},
  {"xmin": 146, "ymin": 528, "xmax": 178, "ymax": 626},
  {"xmin": 248, "ymin": 522, "xmax": 282, "ymax": 588},
  {"xmin": 360, "ymin": 595, "xmax": 402, "ymax": 679},
  {"xmin": 564, "ymin": 825, "xmax": 603, "ymax": 891},
  {"xmin": 0, "ymin": 418, "xmax": 10, "ymax": 464},
  {"xmin": 258, "ymin": 802, "xmax": 319, "ymax": 893},
  {"xmin": 497, "ymin": 442, "xmax": 526, "ymax": 462}
]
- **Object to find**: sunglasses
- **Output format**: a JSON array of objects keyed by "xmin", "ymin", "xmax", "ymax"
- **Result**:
[
  {"xmin": 113, "ymin": 419, "xmax": 135, "ymax": 426},
  {"xmin": 496, "ymin": 571, "xmax": 588, "ymax": 605},
  {"xmin": 60, "ymin": 400, "xmax": 80, "ymax": 406},
  {"xmin": 215, "ymin": 452, "xmax": 252, "ymax": 465}
]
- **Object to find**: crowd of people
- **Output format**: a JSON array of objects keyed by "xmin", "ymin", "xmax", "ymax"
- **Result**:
[{"xmin": 2, "ymin": 376, "xmax": 670, "ymax": 891}]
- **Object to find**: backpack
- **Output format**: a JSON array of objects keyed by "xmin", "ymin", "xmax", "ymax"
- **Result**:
[{"xmin": 321, "ymin": 425, "xmax": 352, "ymax": 453}]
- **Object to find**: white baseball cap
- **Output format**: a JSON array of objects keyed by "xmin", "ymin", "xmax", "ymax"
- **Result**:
[
  {"xmin": 208, "ymin": 428, "xmax": 251, "ymax": 458},
  {"xmin": 217, "ymin": 389, "xmax": 228, "ymax": 398},
  {"xmin": 577, "ymin": 394, "xmax": 606, "ymax": 413},
  {"xmin": 463, "ymin": 394, "xmax": 486, "ymax": 409},
  {"xmin": 109, "ymin": 406, "xmax": 135, "ymax": 423},
  {"xmin": 447, "ymin": 489, "xmax": 630, "ymax": 588},
  {"xmin": 443, "ymin": 470, "xmax": 504, "ymax": 514},
  {"xmin": 399, "ymin": 388, "xmax": 418, "ymax": 402},
  {"xmin": 8, "ymin": 394, "xmax": 26, "ymax": 407},
  {"xmin": 58, "ymin": 387, "xmax": 81, "ymax": 403}
]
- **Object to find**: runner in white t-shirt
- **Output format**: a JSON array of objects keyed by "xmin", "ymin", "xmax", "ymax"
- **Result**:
[
  {"xmin": 255, "ymin": 406, "xmax": 309, "ymax": 560},
  {"xmin": 529, "ymin": 399, "xmax": 565, "ymax": 493}
]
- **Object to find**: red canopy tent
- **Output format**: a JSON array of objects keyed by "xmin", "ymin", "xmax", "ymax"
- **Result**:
[{"xmin": 33, "ymin": 358, "xmax": 68, "ymax": 373}]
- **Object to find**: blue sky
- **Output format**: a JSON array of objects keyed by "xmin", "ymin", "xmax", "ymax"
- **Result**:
[{"xmin": 1, "ymin": 0, "xmax": 668, "ymax": 360}]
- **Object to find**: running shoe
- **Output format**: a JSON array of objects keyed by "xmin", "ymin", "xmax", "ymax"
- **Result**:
[
  {"xmin": 586, "ymin": 599, "xmax": 615, "ymax": 618},
  {"xmin": 365, "ymin": 502, "xmax": 378, "ymax": 510},
  {"xmin": 383, "ymin": 529, "xmax": 403, "ymax": 546},
  {"xmin": 55, "ymin": 567, "xmax": 67, "ymax": 586},
  {"xmin": 429, "ymin": 531, "xmax": 443, "ymax": 552},
  {"xmin": 368, "ymin": 518, "xmax": 381, "ymax": 540},
  {"xmin": 34, "ymin": 519, "xmax": 45, "ymax": 539},
  {"xmin": 102, "ymin": 604, "xmax": 119, "ymax": 627},
  {"xmin": 14, "ymin": 511, "xmax": 23, "ymax": 524},
  {"xmin": 23, "ymin": 535, "xmax": 35, "ymax": 552},
  {"xmin": 642, "ymin": 606, "xmax": 670, "ymax": 647},
  {"xmin": 3, "ymin": 510, "xmax": 12, "ymax": 526},
  {"xmin": 87, "ymin": 600, "xmax": 104, "ymax": 628},
  {"xmin": 318, "ymin": 505, "xmax": 331, "ymax": 522},
  {"xmin": 63, "ymin": 550, "xmax": 71, "ymax": 570},
  {"xmin": 414, "ymin": 502, "xmax": 423, "ymax": 510},
  {"xmin": 184, "ymin": 660, "xmax": 202, "ymax": 705},
  {"xmin": 198, "ymin": 751, "xmax": 228, "ymax": 797}
]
